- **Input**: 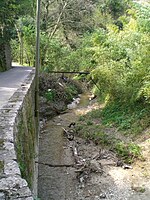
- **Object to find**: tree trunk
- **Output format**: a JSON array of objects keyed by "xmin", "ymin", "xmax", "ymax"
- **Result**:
[
  {"xmin": 0, "ymin": 27, "xmax": 12, "ymax": 72},
  {"xmin": 0, "ymin": 43, "xmax": 12, "ymax": 72}
]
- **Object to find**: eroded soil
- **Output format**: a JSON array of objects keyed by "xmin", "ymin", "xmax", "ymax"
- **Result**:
[{"xmin": 38, "ymin": 94, "xmax": 150, "ymax": 200}]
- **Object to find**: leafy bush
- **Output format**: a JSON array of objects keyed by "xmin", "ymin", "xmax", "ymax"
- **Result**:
[{"xmin": 88, "ymin": 8, "xmax": 150, "ymax": 104}]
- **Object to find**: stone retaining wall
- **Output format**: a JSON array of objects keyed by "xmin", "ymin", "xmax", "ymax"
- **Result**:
[{"xmin": 0, "ymin": 69, "xmax": 37, "ymax": 199}]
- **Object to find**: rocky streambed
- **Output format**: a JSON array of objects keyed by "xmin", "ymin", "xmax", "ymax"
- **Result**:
[{"xmin": 38, "ymin": 94, "xmax": 150, "ymax": 200}]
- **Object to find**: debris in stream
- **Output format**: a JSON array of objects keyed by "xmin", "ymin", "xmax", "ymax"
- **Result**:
[
  {"xmin": 99, "ymin": 193, "xmax": 107, "ymax": 199},
  {"xmin": 39, "ymin": 91, "xmax": 150, "ymax": 200},
  {"xmin": 71, "ymin": 141, "xmax": 85, "ymax": 166},
  {"xmin": 67, "ymin": 134, "xmax": 104, "ymax": 187},
  {"xmin": 68, "ymin": 122, "xmax": 76, "ymax": 128},
  {"xmin": 67, "ymin": 96, "xmax": 81, "ymax": 109},
  {"xmin": 62, "ymin": 127, "xmax": 75, "ymax": 141},
  {"xmin": 75, "ymin": 158, "xmax": 103, "ymax": 189},
  {"xmin": 77, "ymin": 170, "xmax": 89, "ymax": 188},
  {"xmin": 116, "ymin": 160, "xmax": 124, "ymax": 167},
  {"xmin": 36, "ymin": 161, "xmax": 74, "ymax": 168},
  {"xmin": 39, "ymin": 73, "xmax": 83, "ymax": 119},
  {"xmin": 122, "ymin": 164, "xmax": 133, "ymax": 169},
  {"xmin": 89, "ymin": 94, "xmax": 97, "ymax": 101},
  {"xmin": 89, "ymin": 159, "xmax": 103, "ymax": 173}
]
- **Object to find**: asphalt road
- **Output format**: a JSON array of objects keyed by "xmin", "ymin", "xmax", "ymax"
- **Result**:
[{"xmin": 0, "ymin": 66, "xmax": 33, "ymax": 109}]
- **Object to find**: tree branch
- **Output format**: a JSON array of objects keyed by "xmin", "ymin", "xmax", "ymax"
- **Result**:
[{"xmin": 49, "ymin": 0, "xmax": 68, "ymax": 39}]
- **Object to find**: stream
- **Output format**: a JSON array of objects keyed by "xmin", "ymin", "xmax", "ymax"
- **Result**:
[
  {"xmin": 38, "ymin": 93, "xmax": 89, "ymax": 200},
  {"xmin": 38, "ymin": 94, "xmax": 150, "ymax": 200}
]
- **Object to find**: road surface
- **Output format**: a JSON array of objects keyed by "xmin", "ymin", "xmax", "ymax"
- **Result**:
[{"xmin": 0, "ymin": 66, "xmax": 33, "ymax": 109}]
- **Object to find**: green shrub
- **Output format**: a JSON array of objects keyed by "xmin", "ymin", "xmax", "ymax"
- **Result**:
[
  {"xmin": 45, "ymin": 89, "xmax": 56, "ymax": 102},
  {"xmin": 115, "ymin": 141, "xmax": 142, "ymax": 163}
]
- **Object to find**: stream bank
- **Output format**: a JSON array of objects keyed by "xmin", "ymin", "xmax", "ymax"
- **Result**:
[{"xmin": 38, "ymin": 93, "xmax": 150, "ymax": 200}]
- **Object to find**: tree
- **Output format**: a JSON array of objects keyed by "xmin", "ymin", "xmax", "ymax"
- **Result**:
[
  {"xmin": 39, "ymin": 0, "xmax": 99, "ymax": 65},
  {"xmin": 0, "ymin": 0, "xmax": 35, "ymax": 71}
]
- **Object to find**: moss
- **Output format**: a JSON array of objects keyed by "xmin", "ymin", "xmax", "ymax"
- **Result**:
[
  {"xmin": 0, "ymin": 139, "xmax": 4, "ymax": 150},
  {"xmin": 0, "ymin": 160, "xmax": 4, "ymax": 175},
  {"xmin": 15, "ymin": 91, "xmax": 36, "ymax": 190}
]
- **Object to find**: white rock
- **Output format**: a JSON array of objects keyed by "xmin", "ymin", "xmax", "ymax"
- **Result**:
[{"xmin": 67, "ymin": 103, "xmax": 77, "ymax": 109}]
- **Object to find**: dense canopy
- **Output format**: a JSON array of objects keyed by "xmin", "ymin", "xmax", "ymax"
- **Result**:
[{"xmin": 0, "ymin": 0, "xmax": 150, "ymax": 105}]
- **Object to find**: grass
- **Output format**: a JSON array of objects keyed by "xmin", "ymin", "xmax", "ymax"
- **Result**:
[
  {"xmin": 101, "ymin": 101, "xmax": 150, "ymax": 136},
  {"xmin": 76, "ymin": 101, "xmax": 149, "ymax": 163},
  {"xmin": 65, "ymin": 85, "xmax": 79, "ymax": 101},
  {"xmin": 0, "ymin": 160, "xmax": 4, "ymax": 175},
  {"xmin": 76, "ymin": 120, "xmax": 142, "ymax": 163},
  {"xmin": 114, "ymin": 142, "xmax": 142, "ymax": 163}
]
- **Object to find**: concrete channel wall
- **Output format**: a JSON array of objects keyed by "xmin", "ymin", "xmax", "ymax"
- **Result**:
[{"xmin": 0, "ymin": 69, "xmax": 37, "ymax": 199}]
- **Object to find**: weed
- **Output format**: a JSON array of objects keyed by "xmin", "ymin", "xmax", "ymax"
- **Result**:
[
  {"xmin": 89, "ymin": 109, "xmax": 101, "ymax": 119},
  {"xmin": 86, "ymin": 120, "xmax": 93, "ymax": 125},
  {"xmin": 79, "ymin": 116, "xmax": 85, "ymax": 121},
  {"xmin": 65, "ymin": 85, "xmax": 78, "ymax": 101},
  {"xmin": 0, "ymin": 160, "xmax": 4, "ymax": 174},
  {"xmin": 138, "ymin": 187, "xmax": 146, "ymax": 193},
  {"xmin": 76, "ymin": 101, "xmax": 145, "ymax": 163},
  {"xmin": 93, "ymin": 132, "xmax": 112, "ymax": 146},
  {"xmin": 45, "ymin": 89, "xmax": 56, "ymax": 102},
  {"xmin": 101, "ymin": 101, "xmax": 150, "ymax": 135},
  {"xmin": 131, "ymin": 186, "xmax": 146, "ymax": 193},
  {"xmin": 114, "ymin": 141, "xmax": 142, "ymax": 163},
  {"xmin": 0, "ymin": 139, "xmax": 4, "ymax": 149}
]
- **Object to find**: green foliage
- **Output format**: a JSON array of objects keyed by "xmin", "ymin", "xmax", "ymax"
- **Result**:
[
  {"xmin": 89, "ymin": 7, "xmax": 150, "ymax": 104},
  {"xmin": 10, "ymin": 16, "xmax": 35, "ymax": 65},
  {"xmin": 0, "ymin": 0, "xmax": 35, "ymax": 38},
  {"xmin": 86, "ymin": 120, "xmax": 94, "ymax": 126},
  {"xmin": 64, "ymin": 85, "xmax": 79, "ymax": 101},
  {"xmin": 39, "ymin": 73, "xmax": 82, "ymax": 104},
  {"xmin": 0, "ymin": 0, "xmax": 35, "ymax": 68},
  {"xmin": 101, "ymin": 0, "xmax": 131, "ymax": 19},
  {"xmin": 45, "ymin": 89, "xmax": 56, "ymax": 102},
  {"xmin": 9, "ymin": 0, "xmax": 150, "ymax": 109},
  {"xmin": 133, "ymin": 2, "xmax": 150, "ymax": 33},
  {"xmin": 11, "ymin": 39, "xmax": 20, "ymax": 62},
  {"xmin": 41, "ymin": 38, "xmax": 71, "ymax": 71},
  {"xmin": 77, "ymin": 99, "xmax": 150, "ymax": 136},
  {"xmin": 101, "ymin": 102, "xmax": 150, "ymax": 135},
  {"xmin": 76, "ymin": 107, "xmax": 143, "ymax": 163},
  {"xmin": 115, "ymin": 142, "xmax": 142, "ymax": 163}
]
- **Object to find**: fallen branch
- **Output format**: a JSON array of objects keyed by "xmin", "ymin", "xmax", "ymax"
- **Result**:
[
  {"xmin": 36, "ymin": 161, "xmax": 74, "ymax": 168},
  {"xmin": 71, "ymin": 142, "xmax": 86, "ymax": 166}
]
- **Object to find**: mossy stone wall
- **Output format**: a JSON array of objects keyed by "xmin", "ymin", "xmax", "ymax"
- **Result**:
[{"xmin": 0, "ymin": 69, "xmax": 37, "ymax": 199}]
